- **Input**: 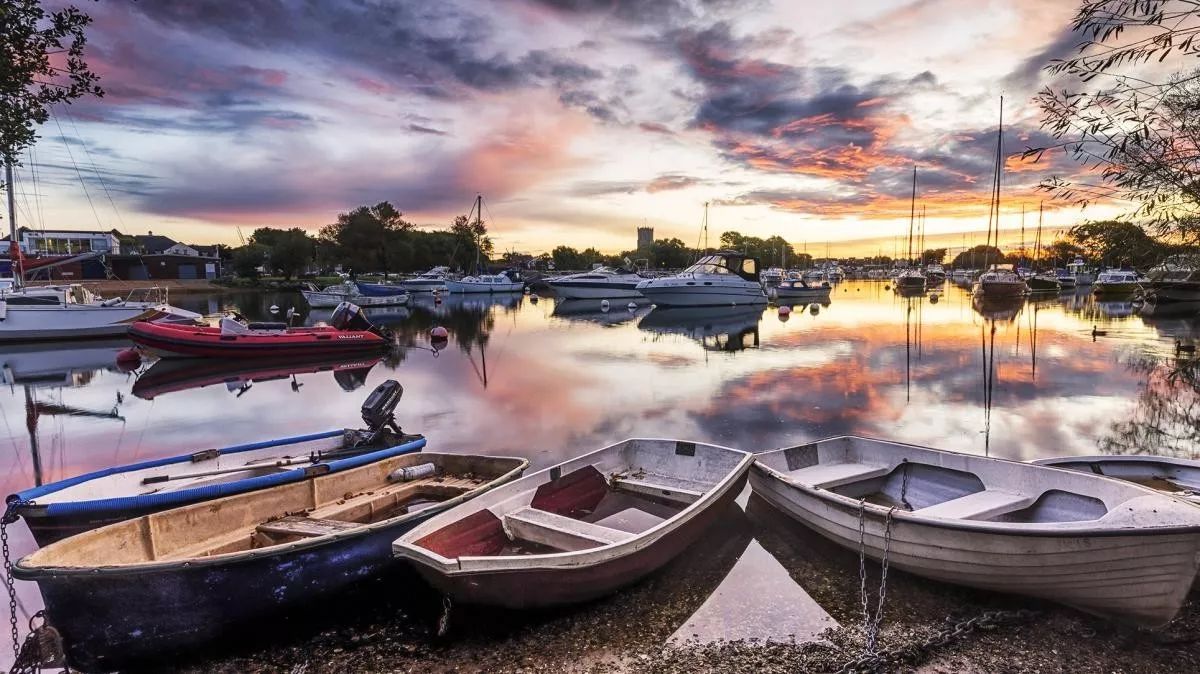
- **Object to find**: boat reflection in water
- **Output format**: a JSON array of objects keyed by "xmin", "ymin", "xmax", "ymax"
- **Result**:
[
  {"xmin": 132, "ymin": 354, "xmax": 384, "ymax": 400},
  {"xmin": 638, "ymin": 305, "xmax": 762, "ymax": 352},
  {"xmin": 551, "ymin": 298, "xmax": 649, "ymax": 326},
  {"xmin": 971, "ymin": 294, "xmax": 1026, "ymax": 322}
]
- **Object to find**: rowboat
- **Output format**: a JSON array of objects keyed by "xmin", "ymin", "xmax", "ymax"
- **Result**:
[
  {"xmin": 394, "ymin": 438, "xmax": 753, "ymax": 608},
  {"xmin": 8, "ymin": 380, "xmax": 422, "ymax": 545},
  {"xmin": 750, "ymin": 436, "xmax": 1200, "ymax": 627},
  {"xmin": 1032, "ymin": 455, "xmax": 1200, "ymax": 505},
  {"xmin": 129, "ymin": 302, "xmax": 391, "ymax": 359},
  {"xmin": 14, "ymin": 451, "xmax": 527, "ymax": 671}
]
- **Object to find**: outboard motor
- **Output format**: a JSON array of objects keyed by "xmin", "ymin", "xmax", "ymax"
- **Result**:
[
  {"xmin": 330, "ymin": 301, "xmax": 374, "ymax": 332},
  {"xmin": 342, "ymin": 379, "xmax": 410, "ymax": 448}
]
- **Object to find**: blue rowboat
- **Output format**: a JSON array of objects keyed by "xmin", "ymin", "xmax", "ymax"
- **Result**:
[
  {"xmin": 14, "ymin": 451, "xmax": 528, "ymax": 671},
  {"xmin": 7, "ymin": 379, "xmax": 423, "ymax": 545}
]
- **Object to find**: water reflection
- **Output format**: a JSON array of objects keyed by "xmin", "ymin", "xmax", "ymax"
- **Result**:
[
  {"xmin": 132, "ymin": 354, "xmax": 384, "ymax": 400},
  {"xmin": 1100, "ymin": 354, "xmax": 1200, "ymax": 459},
  {"xmin": 639, "ymin": 306, "xmax": 762, "ymax": 352},
  {"xmin": 551, "ymin": 298, "xmax": 649, "ymax": 326}
]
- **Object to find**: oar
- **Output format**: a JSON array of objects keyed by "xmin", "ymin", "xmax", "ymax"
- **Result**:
[{"xmin": 139, "ymin": 445, "xmax": 376, "ymax": 485}]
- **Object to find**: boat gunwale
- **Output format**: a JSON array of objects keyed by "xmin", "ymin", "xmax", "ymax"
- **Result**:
[
  {"xmin": 10, "ymin": 433, "xmax": 425, "ymax": 517},
  {"xmin": 752, "ymin": 435, "xmax": 1200, "ymax": 538},
  {"xmin": 13, "ymin": 452, "xmax": 529, "ymax": 578},
  {"xmin": 395, "ymin": 438, "xmax": 753, "ymax": 574}
]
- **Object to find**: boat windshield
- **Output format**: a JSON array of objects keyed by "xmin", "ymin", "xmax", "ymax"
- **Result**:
[{"xmin": 683, "ymin": 254, "xmax": 757, "ymax": 280}]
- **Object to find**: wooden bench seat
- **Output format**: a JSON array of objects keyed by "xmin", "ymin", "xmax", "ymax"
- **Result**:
[
  {"xmin": 916, "ymin": 490, "xmax": 1035, "ymax": 520},
  {"xmin": 787, "ymin": 462, "xmax": 891, "ymax": 489},
  {"xmin": 504, "ymin": 506, "xmax": 634, "ymax": 552},
  {"xmin": 256, "ymin": 516, "xmax": 358, "ymax": 538},
  {"xmin": 612, "ymin": 475, "xmax": 705, "ymax": 504}
]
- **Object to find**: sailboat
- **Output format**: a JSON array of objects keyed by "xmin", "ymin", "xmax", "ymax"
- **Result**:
[
  {"xmin": 1, "ymin": 159, "xmax": 200, "ymax": 340},
  {"xmin": 1026, "ymin": 203, "xmax": 1061, "ymax": 292},
  {"xmin": 973, "ymin": 97, "xmax": 1028, "ymax": 299},
  {"xmin": 894, "ymin": 168, "xmax": 927, "ymax": 292},
  {"xmin": 445, "ymin": 196, "xmax": 524, "ymax": 294}
]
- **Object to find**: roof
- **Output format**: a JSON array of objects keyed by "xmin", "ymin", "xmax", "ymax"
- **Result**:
[
  {"xmin": 133, "ymin": 234, "xmax": 179, "ymax": 254},
  {"xmin": 191, "ymin": 244, "xmax": 222, "ymax": 257},
  {"xmin": 23, "ymin": 229, "xmax": 119, "ymax": 237}
]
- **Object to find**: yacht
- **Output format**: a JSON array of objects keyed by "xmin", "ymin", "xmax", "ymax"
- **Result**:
[
  {"xmin": 1093, "ymin": 269, "xmax": 1141, "ymax": 296},
  {"xmin": 0, "ymin": 285, "xmax": 201, "ymax": 341},
  {"xmin": 399, "ymin": 266, "xmax": 450, "ymax": 292},
  {"xmin": 300, "ymin": 282, "xmax": 409, "ymax": 308},
  {"xmin": 547, "ymin": 266, "xmax": 646, "ymax": 299},
  {"xmin": 1067, "ymin": 258, "xmax": 1096, "ymax": 286},
  {"xmin": 445, "ymin": 271, "xmax": 524, "ymax": 294},
  {"xmin": 894, "ymin": 268, "xmax": 927, "ymax": 292},
  {"xmin": 635, "ymin": 251, "xmax": 768, "ymax": 307},
  {"xmin": 760, "ymin": 267, "xmax": 785, "ymax": 286},
  {"xmin": 1054, "ymin": 269, "xmax": 1077, "ymax": 288},
  {"xmin": 924, "ymin": 264, "xmax": 947, "ymax": 282},
  {"xmin": 1025, "ymin": 272, "xmax": 1061, "ymax": 292},
  {"xmin": 1142, "ymin": 257, "xmax": 1200, "ymax": 302},
  {"xmin": 774, "ymin": 272, "xmax": 832, "ymax": 301},
  {"xmin": 973, "ymin": 265, "xmax": 1028, "ymax": 298}
]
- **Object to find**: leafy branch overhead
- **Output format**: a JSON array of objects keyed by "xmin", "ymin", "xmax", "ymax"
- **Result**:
[
  {"xmin": 1026, "ymin": 0, "xmax": 1200, "ymax": 243},
  {"xmin": 1, "ymin": 0, "xmax": 104, "ymax": 171}
]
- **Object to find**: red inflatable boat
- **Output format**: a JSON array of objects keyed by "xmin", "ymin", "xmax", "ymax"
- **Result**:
[{"xmin": 129, "ymin": 303, "xmax": 391, "ymax": 359}]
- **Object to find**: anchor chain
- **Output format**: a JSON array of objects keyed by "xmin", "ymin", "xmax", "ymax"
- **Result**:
[
  {"xmin": 11, "ymin": 610, "xmax": 65, "ymax": 674},
  {"xmin": 2, "ymin": 500, "xmax": 27, "ymax": 661},
  {"xmin": 836, "ymin": 608, "xmax": 1040, "ymax": 673},
  {"xmin": 857, "ymin": 501, "xmax": 895, "ymax": 655}
]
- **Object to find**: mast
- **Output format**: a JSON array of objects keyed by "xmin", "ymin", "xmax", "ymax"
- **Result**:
[
  {"xmin": 1035, "ymin": 202, "xmax": 1044, "ymax": 269},
  {"xmin": 475, "ymin": 194, "xmax": 483, "ymax": 273},
  {"xmin": 907, "ymin": 166, "xmax": 917, "ymax": 265},
  {"xmin": 987, "ymin": 96, "xmax": 1004, "ymax": 267},
  {"xmin": 6, "ymin": 159, "xmax": 20, "ymax": 288}
]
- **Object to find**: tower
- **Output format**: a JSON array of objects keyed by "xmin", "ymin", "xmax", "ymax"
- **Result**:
[{"xmin": 637, "ymin": 226, "xmax": 653, "ymax": 252}]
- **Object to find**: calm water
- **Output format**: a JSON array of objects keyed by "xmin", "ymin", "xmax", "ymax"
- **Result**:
[{"xmin": 1, "ymin": 279, "xmax": 1198, "ymax": 661}]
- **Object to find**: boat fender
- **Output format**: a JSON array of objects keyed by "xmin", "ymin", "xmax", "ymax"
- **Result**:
[
  {"xmin": 115, "ymin": 348, "xmax": 142, "ymax": 366},
  {"xmin": 430, "ymin": 326, "xmax": 449, "ymax": 339},
  {"xmin": 600, "ymin": 299, "xmax": 610, "ymax": 311},
  {"xmin": 388, "ymin": 462, "xmax": 438, "ymax": 482},
  {"xmin": 100, "ymin": 297, "xmax": 122, "ymax": 307},
  {"xmin": 930, "ymin": 294, "xmax": 939, "ymax": 304},
  {"xmin": 627, "ymin": 302, "xmax": 637, "ymax": 311},
  {"xmin": 269, "ymin": 305, "xmax": 280, "ymax": 313},
  {"xmin": 778, "ymin": 305, "xmax": 791, "ymax": 316}
]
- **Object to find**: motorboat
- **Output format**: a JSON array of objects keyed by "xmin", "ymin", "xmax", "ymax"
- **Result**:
[
  {"xmin": 750, "ymin": 435, "xmax": 1200, "ymax": 627},
  {"xmin": 635, "ymin": 251, "xmax": 767, "ymax": 307},
  {"xmin": 1141, "ymin": 257, "xmax": 1200, "ymax": 303},
  {"xmin": 1025, "ymin": 272, "xmax": 1061, "ymax": 292},
  {"xmin": 973, "ymin": 265, "xmax": 1028, "ymax": 298},
  {"xmin": 774, "ymin": 272, "xmax": 832, "ymax": 301},
  {"xmin": 1093, "ymin": 269, "xmax": 1141, "ymax": 296},
  {"xmin": 925, "ymin": 264, "xmax": 947, "ymax": 282},
  {"xmin": 129, "ymin": 302, "xmax": 392, "ymax": 359},
  {"xmin": 0, "ymin": 284, "xmax": 201, "ymax": 341},
  {"xmin": 1054, "ymin": 269, "xmax": 1078, "ymax": 289},
  {"xmin": 1031, "ymin": 455, "xmax": 1200, "ymax": 505},
  {"xmin": 394, "ymin": 438, "xmax": 753, "ymax": 608},
  {"xmin": 1067, "ymin": 258, "xmax": 1096, "ymax": 286},
  {"xmin": 893, "ymin": 269, "xmax": 927, "ymax": 292},
  {"xmin": 16, "ymin": 450, "xmax": 526, "ymax": 671},
  {"xmin": 301, "ymin": 282, "xmax": 409, "ymax": 308},
  {"xmin": 399, "ymin": 266, "xmax": 451, "ymax": 292},
  {"xmin": 8, "ymin": 380, "xmax": 425, "ymax": 545},
  {"xmin": 547, "ymin": 266, "xmax": 647, "ymax": 299},
  {"xmin": 760, "ymin": 267, "xmax": 785, "ymax": 286},
  {"xmin": 445, "ymin": 271, "xmax": 524, "ymax": 294}
]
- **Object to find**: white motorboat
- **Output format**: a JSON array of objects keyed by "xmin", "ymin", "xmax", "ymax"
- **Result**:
[
  {"xmin": 399, "ymin": 266, "xmax": 451, "ymax": 292},
  {"xmin": 1054, "ymin": 269, "xmax": 1077, "ymax": 288},
  {"xmin": 1142, "ymin": 257, "xmax": 1200, "ymax": 302},
  {"xmin": 893, "ymin": 269, "xmax": 927, "ymax": 292},
  {"xmin": 547, "ymin": 266, "xmax": 646, "ymax": 299},
  {"xmin": 0, "ymin": 285, "xmax": 201, "ymax": 341},
  {"xmin": 1093, "ymin": 269, "xmax": 1141, "ymax": 296},
  {"xmin": 300, "ymin": 282, "xmax": 409, "ymax": 308},
  {"xmin": 635, "ymin": 251, "xmax": 768, "ymax": 307},
  {"xmin": 760, "ymin": 267, "xmax": 785, "ymax": 286},
  {"xmin": 445, "ymin": 272, "xmax": 524, "ymax": 294},
  {"xmin": 924, "ymin": 264, "xmax": 947, "ymax": 282},
  {"xmin": 751, "ymin": 435, "xmax": 1200, "ymax": 627},
  {"xmin": 773, "ymin": 272, "xmax": 832, "ymax": 301},
  {"xmin": 1031, "ymin": 455, "xmax": 1200, "ymax": 505},
  {"xmin": 973, "ymin": 265, "xmax": 1028, "ymax": 298}
]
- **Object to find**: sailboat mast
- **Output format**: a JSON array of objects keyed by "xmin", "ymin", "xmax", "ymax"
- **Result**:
[
  {"xmin": 5, "ymin": 159, "xmax": 20, "ymax": 288},
  {"xmin": 1035, "ymin": 201, "xmax": 1044, "ymax": 268},
  {"xmin": 908, "ymin": 166, "xmax": 917, "ymax": 265}
]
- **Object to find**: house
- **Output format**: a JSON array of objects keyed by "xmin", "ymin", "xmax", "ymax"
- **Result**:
[{"xmin": 19, "ymin": 229, "xmax": 121, "ymax": 255}]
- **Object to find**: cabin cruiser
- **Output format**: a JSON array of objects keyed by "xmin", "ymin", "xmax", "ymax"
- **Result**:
[
  {"xmin": 973, "ymin": 264, "xmax": 1028, "ymax": 298},
  {"xmin": 760, "ymin": 267, "xmax": 785, "ymax": 286},
  {"xmin": 0, "ymin": 284, "xmax": 200, "ymax": 341},
  {"xmin": 400, "ymin": 266, "xmax": 450, "ymax": 292},
  {"xmin": 774, "ymin": 272, "xmax": 832, "ymax": 301},
  {"xmin": 445, "ymin": 270, "xmax": 524, "ymax": 294},
  {"xmin": 1054, "ymin": 269, "xmax": 1077, "ymax": 288},
  {"xmin": 301, "ymin": 282, "xmax": 409, "ymax": 308},
  {"xmin": 1142, "ymin": 257, "xmax": 1200, "ymax": 302},
  {"xmin": 1025, "ymin": 271, "xmax": 1061, "ymax": 292},
  {"xmin": 546, "ymin": 266, "xmax": 646, "ymax": 299},
  {"xmin": 925, "ymin": 264, "xmax": 947, "ymax": 282},
  {"xmin": 1067, "ymin": 258, "xmax": 1096, "ymax": 286},
  {"xmin": 894, "ymin": 268, "xmax": 927, "ymax": 292},
  {"xmin": 1093, "ymin": 269, "xmax": 1141, "ymax": 296},
  {"xmin": 635, "ymin": 251, "xmax": 767, "ymax": 307}
]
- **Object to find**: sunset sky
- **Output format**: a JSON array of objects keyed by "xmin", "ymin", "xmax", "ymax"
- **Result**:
[{"xmin": 10, "ymin": 0, "xmax": 1126, "ymax": 256}]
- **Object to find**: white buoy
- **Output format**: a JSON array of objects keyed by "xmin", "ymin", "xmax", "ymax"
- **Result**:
[
  {"xmin": 600, "ymin": 299, "xmax": 610, "ymax": 311},
  {"xmin": 627, "ymin": 302, "xmax": 637, "ymax": 310},
  {"xmin": 269, "ymin": 305, "xmax": 279, "ymax": 313}
]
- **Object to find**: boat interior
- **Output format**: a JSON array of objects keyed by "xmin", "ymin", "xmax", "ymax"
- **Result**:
[
  {"xmin": 1043, "ymin": 458, "xmax": 1200, "ymax": 495},
  {"xmin": 23, "ymin": 453, "xmax": 526, "ymax": 568},
  {"xmin": 756, "ymin": 437, "xmax": 1171, "ymax": 526},
  {"xmin": 413, "ymin": 440, "xmax": 746, "ymax": 559}
]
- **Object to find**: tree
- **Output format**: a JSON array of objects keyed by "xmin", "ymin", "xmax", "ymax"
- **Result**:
[
  {"xmin": 1043, "ymin": 239, "xmax": 1085, "ymax": 267},
  {"xmin": 2, "ymin": 0, "xmax": 104, "ymax": 178},
  {"xmin": 450, "ymin": 212, "xmax": 492, "ymax": 271},
  {"xmin": 268, "ymin": 228, "xmax": 314, "ymax": 279},
  {"xmin": 649, "ymin": 238, "xmax": 692, "ymax": 268},
  {"xmin": 1067, "ymin": 220, "xmax": 1167, "ymax": 268},
  {"xmin": 231, "ymin": 244, "xmax": 267, "ymax": 279},
  {"xmin": 551, "ymin": 245, "xmax": 583, "ymax": 271},
  {"xmin": 920, "ymin": 248, "xmax": 948, "ymax": 265},
  {"xmin": 318, "ymin": 202, "xmax": 413, "ymax": 274},
  {"xmin": 1026, "ymin": 2, "xmax": 1200, "ymax": 243},
  {"xmin": 248, "ymin": 227, "xmax": 286, "ymax": 248},
  {"xmin": 950, "ymin": 245, "xmax": 1006, "ymax": 269}
]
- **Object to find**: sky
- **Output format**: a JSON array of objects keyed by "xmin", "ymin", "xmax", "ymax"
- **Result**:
[{"xmin": 8, "ymin": 0, "xmax": 1129, "ymax": 257}]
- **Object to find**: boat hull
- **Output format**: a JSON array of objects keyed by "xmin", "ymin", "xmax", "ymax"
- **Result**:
[
  {"xmin": 408, "ymin": 471, "xmax": 748, "ymax": 608},
  {"xmin": 974, "ymin": 281, "xmax": 1027, "ymax": 297},
  {"xmin": 547, "ymin": 281, "xmax": 644, "ymax": 299},
  {"xmin": 129, "ymin": 321, "xmax": 388, "ymax": 359},
  {"xmin": 637, "ymin": 283, "xmax": 767, "ymax": 307},
  {"xmin": 445, "ymin": 280, "xmax": 524, "ymax": 293},
  {"xmin": 1093, "ymin": 282, "xmax": 1140, "ymax": 295},
  {"xmin": 774, "ymin": 286, "xmax": 832, "ymax": 301},
  {"xmin": 399, "ymin": 279, "xmax": 447, "ymax": 292},
  {"xmin": 0, "ymin": 303, "xmax": 183, "ymax": 341},
  {"xmin": 1026, "ymin": 276, "xmax": 1061, "ymax": 292},
  {"xmin": 301, "ymin": 291, "xmax": 408, "ymax": 308},
  {"xmin": 749, "ymin": 466, "xmax": 1200, "ymax": 627},
  {"xmin": 1143, "ymin": 281, "xmax": 1200, "ymax": 303}
]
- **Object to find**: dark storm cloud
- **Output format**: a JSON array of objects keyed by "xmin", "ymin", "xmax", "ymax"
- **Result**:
[
  {"xmin": 525, "ymin": 0, "xmax": 747, "ymax": 26},
  {"xmin": 407, "ymin": 124, "xmax": 449, "ymax": 136},
  {"xmin": 1003, "ymin": 28, "xmax": 1085, "ymax": 91}
]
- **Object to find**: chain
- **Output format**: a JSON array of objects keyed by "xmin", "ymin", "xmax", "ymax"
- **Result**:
[
  {"xmin": 858, "ymin": 500, "xmax": 896, "ymax": 655},
  {"xmin": 837, "ymin": 608, "xmax": 1040, "ymax": 673},
  {"xmin": 2, "ymin": 500, "xmax": 26, "ymax": 660}
]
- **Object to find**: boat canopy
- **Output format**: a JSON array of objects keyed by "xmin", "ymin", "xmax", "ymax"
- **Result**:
[{"xmin": 682, "ymin": 252, "xmax": 760, "ymax": 282}]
